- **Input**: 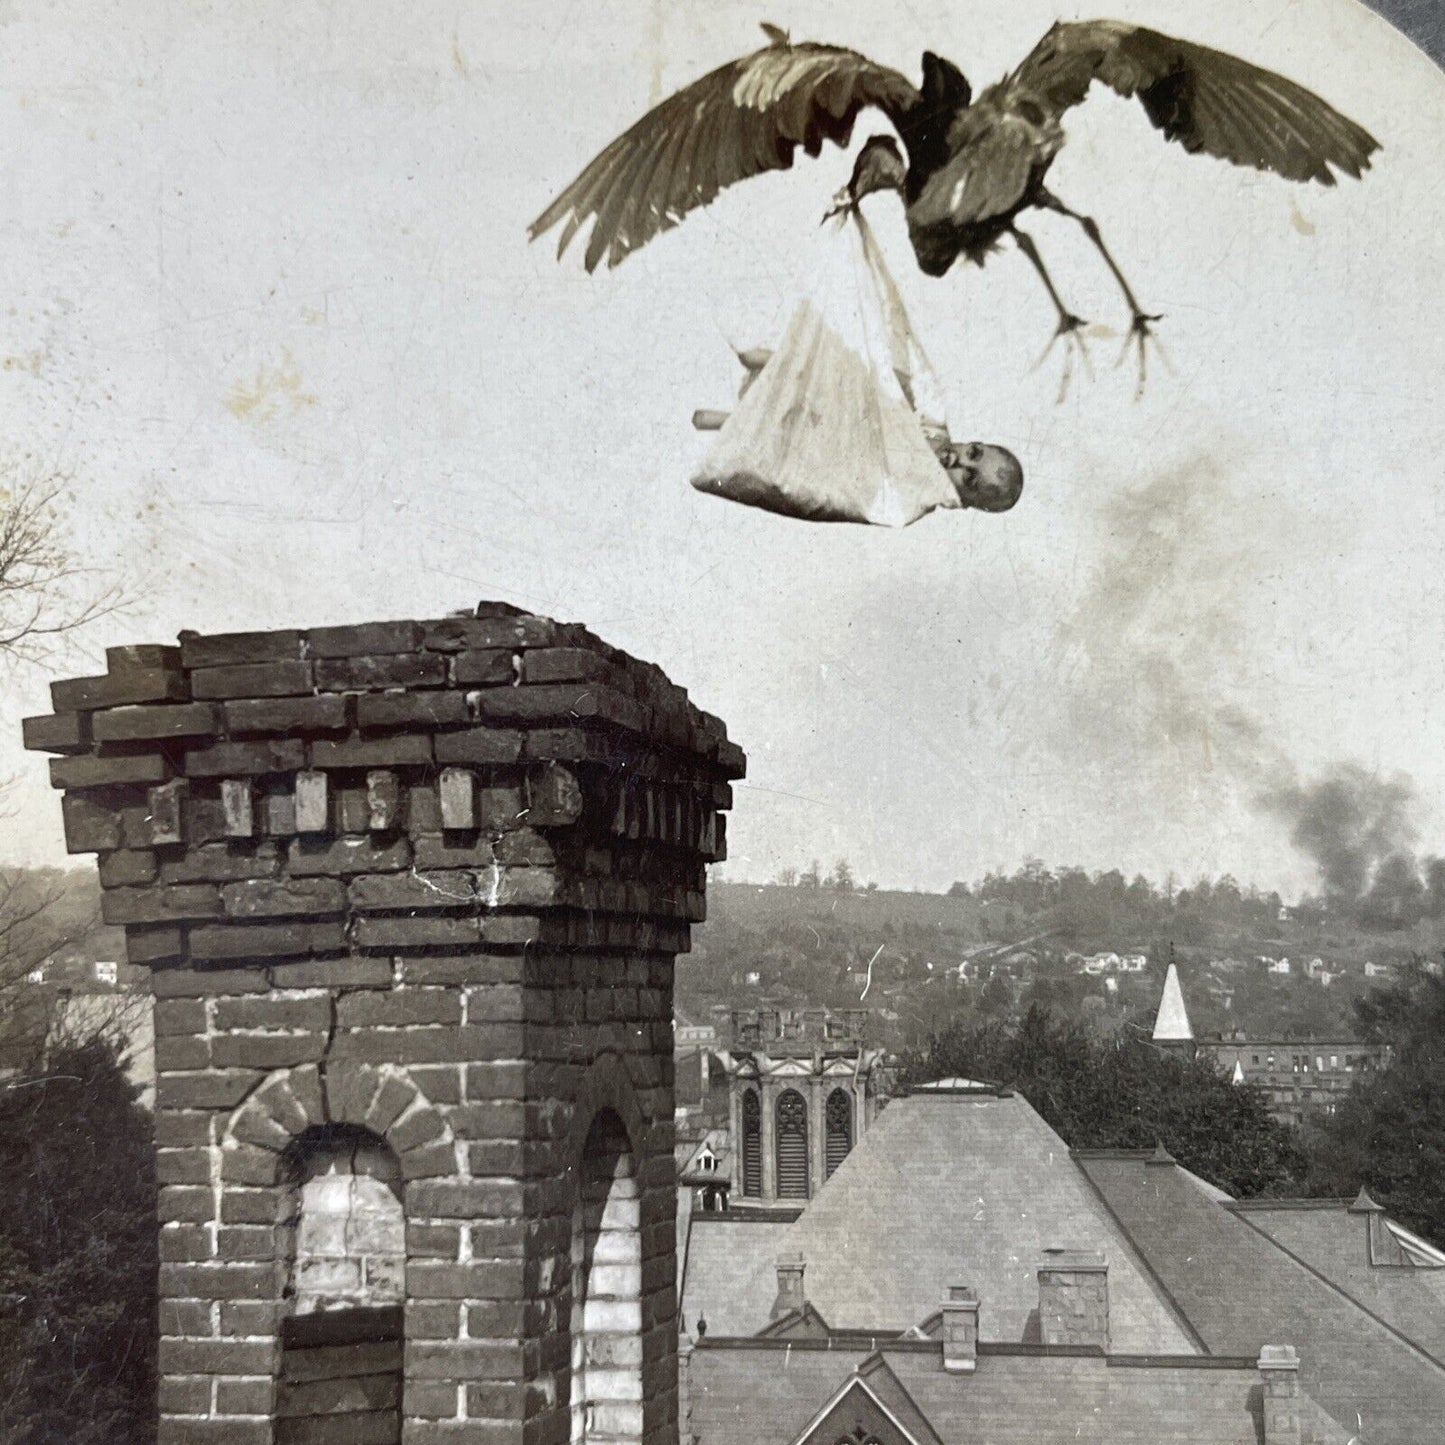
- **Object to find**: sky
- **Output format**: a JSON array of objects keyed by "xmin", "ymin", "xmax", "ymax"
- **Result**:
[{"xmin": 0, "ymin": 0, "xmax": 1442, "ymax": 897}]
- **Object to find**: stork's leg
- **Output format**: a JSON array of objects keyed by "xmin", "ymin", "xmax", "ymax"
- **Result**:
[
  {"xmin": 1010, "ymin": 225, "xmax": 1091, "ymax": 402},
  {"xmin": 1039, "ymin": 190, "xmax": 1165, "ymax": 396}
]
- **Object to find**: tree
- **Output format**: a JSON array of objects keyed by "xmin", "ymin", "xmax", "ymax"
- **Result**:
[
  {"xmin": 1303, "ymin": 958, "xmax": 1445, "ymax": 1245},
  {"xmin": 0, "ymin": 1041, "xmax": 157, "ymax": 1444},
  {"xmin": 828, "ymin": 858, "xmax": 855, "ymax": 892},
  {"xmin": 900, "ymin": 1006, "xmax": 1307, "ymax": 1198},
  {"xmin": 798, "ymin": 860, "xmax": 821, "ymax": 890}
]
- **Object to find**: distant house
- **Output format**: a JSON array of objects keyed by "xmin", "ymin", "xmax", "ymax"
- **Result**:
[
  {"xmin": 1365, "ymin": 961, "xmax": 1395, "ymax": 980},
  {"xmin": 1260, "ymin": 955, "xmax": 1291, "ymax": 975}
]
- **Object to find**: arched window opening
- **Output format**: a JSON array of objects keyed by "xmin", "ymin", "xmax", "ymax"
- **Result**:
[
  {"xmin": 741, "ymin": 1089, "xmax": 762, "ymax": 1196},
  {"xmin": 825, "ymin": 1088, "xmax": 853, "ymax": 1179},
  {"xmin": 279, "ymin": 1124, "xmax": 404, "ymax": 1444},
  {"xmin": 775, "ymin": 1089, "xmax": 809, "ymax": 1200},
  {"xmin": 570, "ymin": 1110, "xmax": 643, "ymax": 1445}
]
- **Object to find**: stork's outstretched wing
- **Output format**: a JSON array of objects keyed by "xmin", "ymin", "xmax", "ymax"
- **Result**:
[
  {"xmin": 1005, "ymin": 20, "xmax": 1378, "ymax": 184},
  {"xmin": 529, "ymin": 33, "xmax": 920, "ymax": 271}
]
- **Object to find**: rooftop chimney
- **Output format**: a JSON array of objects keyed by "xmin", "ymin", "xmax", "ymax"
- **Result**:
[
  {"xmin": 771, "ymin": 1254, "xmax": 805, "ymax": 1320},
  {"xmin": 1037, "ymin": 1249, "xmax": 1109, "ymax": 1352},
  {"xmin": 1257, "ymin": 1345, "xmax": 1301, "ymax": 1445},
  {"xmin": 940, "ymin": 1286, "xmax": 980, "ymax": 1374}
]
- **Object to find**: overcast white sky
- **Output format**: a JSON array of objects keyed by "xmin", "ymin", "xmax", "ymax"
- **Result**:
[{"xmin": 1, "ymin": 0, "xmax": 1442, "ymax": 896}]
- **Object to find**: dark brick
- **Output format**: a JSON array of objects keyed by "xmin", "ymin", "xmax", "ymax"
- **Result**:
[
  {"xmin": 102, "ymin": 882, "xmax": 223, "ymax": 926},
  {"xmin": 288, "ymin": 834, "xmax": 411, "ymax": 876},
  {"xmin": 156, "ymin": 1144, "xmax": 211, "ymax": 1183},
  {"xmin": 305, "ymin": 620, "xmax": 422, "ymax": 657},
  {"xmin": 155, "ymin": 1036, "xmax": 211, "ymax": 1073},
  {"xmin": 213, "ymin": 995, "xmax": 331, "ymax": 1031},
  {"xmin": 348, "ymin": 871, "xmax": 475, "ymax": 912},
  {"xmin": 450, "ymin": 649, "xmax": 516, "ymax": 685},
  {"xmin": 433, "ymin": 728, "xmax": 523, "ymax": 765},
  {"xmin": 411, "ymin": 835, "xmax": 495, "ymax": 871},
  {"xmin": 150, "ymin": 966, "xmax": 269, "ymax": 997},
  {"xmin": 215, "ymin": 1377, "xmax": 274, "ymax": 1414},
  {"xmin": 158, "ymin": 1424, "xmax": 271, "ymax": 1445},
  {"xmin": 401, "ymin": 955, "xmax": 524, "ymax": 987},
  {"xmin": 157, "ymin": 1185, "xmax": 215, "ymax": 1223},
  {"xmin": 221, "ymin": 876, "xmax": 347, "ymax": 919},
  {"xmin": 223, "ymin": 694, "xmax": 350, "ymax": 735},
  {"xmin": 21, "ymin": 711, "xmax": 89, "ymax": 754},
  {"xmin": 478, "ymin": 683, "xmax": 645, "ymax": 731},
  {"xmin": 521, "ymin": 647, "xmax": 607, "ymax": 684},
  {"xmin": 157, "ymin": 1375, "xmax": 210, "ymax": 1414},
  {"xmin": 179, "ymin": 628, "xmax": 303, "ymax": 668},
  {"xmin": 157, "ymin": 1335, "xmax": 276, "ymax": 1372},
  {"xmin": 51, "ymin": 665, "xmax": 187, "ymax": 711},
  {"xmin": 336, "ymin": 990, "xmax": 461, "ymax": 1027},
  {"xmin": 154, "ymin": 998, "xmax": 208, "ymax": 1035},
  {"xmin": 309, "ymin": 734, "xmax": 433, "ymax": 769},
  {"xmin": 158, "ymin": 843, "xmax": 282, "ymax": 884},
  {"xmin": 106, "ymin": 643, "xmax": 181, "ymax": 674},
  {"xmin": 50, "ymin": 752, "xmax": 172, "ymax": 790},
  {"xmin": 157, "ymin": 1070, "xmax": 263, "ymax": 1109},
  {"xmin": 191, "ymin": 661, "xmax": 314, "ymax": 699},
  {"xmin": 314, "ymin": 653, "xmax": 445, "ymax": 690},
  {"xmin": 212, "ymin": 1033, "xmax": 325, "ymax": 1069},
  {"xmin": 357, "ymin": 690, "xmax": 471, "ymax": 729},
  {"xmin": 352, "ymin": 915, "xmax": 483, "ymax": 951},
  {"xmin": 422, "ymin": 615, "xmax": 555, "ymax": 651},
  {"xmin": 126, "ymin": 923, "xmax": 186, "ymax": 965},
  {"xmin": 269, "ymin": 957, "xmax": 394, "ymax": 989},
  {"xmin": 189, "ymin": 920, "xmax": 344, "ymax": 961},
  {"xmin": 155, "ymin": 1110, "xmax": 212, "ymax": 1147},
  {"xmin": 97, "ymin": 848, "xmax": 159, "ymax": 887},
  {"xmin": 91, "ymin": 702, "xmax": 219, "ymax": 742},
  {"xmin": 185, "ymin": 738, "xmax": 306, "ymax": 777}
]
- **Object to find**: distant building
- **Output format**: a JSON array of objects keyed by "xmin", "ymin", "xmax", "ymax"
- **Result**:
[
  {"xmin": 1148, "ymin": 970, "xmax": 1388, "ymax": 1126},
  {"xmin": 720, "ymin": 1008, "xmax": 886, "ymax": 1207},
  {"xmin": 0, "ymin": 954, "xmax": 155, "ymax": 1105},
  {"xmin": 1198, "ymin": 1033, "xmax": 1388, "ymax": 1125},
  {"xmin": 678, "ymin": 1084, "xmax": 1445, "ymax": 1445}
]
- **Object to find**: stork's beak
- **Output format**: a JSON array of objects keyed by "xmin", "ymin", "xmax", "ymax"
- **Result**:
[{"xmin": 821, "ymin": 186, "xmax": 854, "ymax": 225}]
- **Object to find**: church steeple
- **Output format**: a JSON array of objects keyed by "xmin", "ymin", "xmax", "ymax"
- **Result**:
[{"xmin": 1152, "ymin": 959, "xmax": 1195, "ymax": 1057}]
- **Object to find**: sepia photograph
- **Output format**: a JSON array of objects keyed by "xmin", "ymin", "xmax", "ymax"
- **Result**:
[{"xmin": 0, "ymin": 0, "xmax": 1443, "ymax": 1441}]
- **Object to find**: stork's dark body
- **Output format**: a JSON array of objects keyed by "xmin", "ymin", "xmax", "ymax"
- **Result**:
[{"xmin": 529, "ymin": 20, "xmax": 1379, "ymax": 376}]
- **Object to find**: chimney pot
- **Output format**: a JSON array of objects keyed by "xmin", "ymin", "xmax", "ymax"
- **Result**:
[
  {"xmin": 940, "ymin": 1285, "xmax": 980, "ymax": 1374},
  {"xmin": 1257, "ymin": 1345, "xmax": 1301, "ymax": 1445},
  {"xmin": 770, "ymin": 1254, "xmax": 805, "ymax": 1320}
]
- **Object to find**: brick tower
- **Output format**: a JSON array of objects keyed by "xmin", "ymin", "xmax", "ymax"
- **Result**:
[{"xmin": 24, "ymin": 605, "xmax": 743, "ymax": 1445}]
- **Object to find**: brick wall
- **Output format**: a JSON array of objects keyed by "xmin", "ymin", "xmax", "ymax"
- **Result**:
[{"xmin": 24, "ymin": 605, "xmax": 743, "ymax": 1445}]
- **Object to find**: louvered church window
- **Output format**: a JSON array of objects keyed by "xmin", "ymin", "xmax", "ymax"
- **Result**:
[
  {"xmin": 776, "ymin": 1089, "xmax": 809, "ymax": 1199},
  {"xmin": 741, "ymin": 1089, "xmax": 762, "ymax": 1196},
  {"xmin": 824, "ymin": 1088, "xmax": 852, "ymax": 1179}
]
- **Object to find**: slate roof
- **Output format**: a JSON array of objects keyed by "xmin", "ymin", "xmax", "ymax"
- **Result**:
[
  {"xmin": 683, "ymin": 1092, "xmax": 1198, "ymax": 1349},
  {"xmin": 688, "ymin": 1341, "xmax": 1350, "ymax": 1445},
  {"xmin": 1232, "ymin": 1198, "xmax": 1445, "ymax": 1363},
  {"xmin": 1078, "ymin": 1152, "xmax": 1445, "ymax": 1444}
]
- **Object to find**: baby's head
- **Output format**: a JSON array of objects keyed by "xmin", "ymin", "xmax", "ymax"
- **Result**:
[{"xmin": 948, "ymin": 442, "xmax": 1024, "ymax": 513}]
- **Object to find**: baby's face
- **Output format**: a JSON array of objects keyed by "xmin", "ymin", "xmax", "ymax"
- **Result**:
[{"xmin": 950, "ymin": 443, "xmax": 1024, "ymax": 513}]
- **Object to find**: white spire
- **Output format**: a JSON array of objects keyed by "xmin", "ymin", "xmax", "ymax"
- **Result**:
[{"xmin": 1152, "ymin": 962, "xmax": 1194, "ymax": 1043}]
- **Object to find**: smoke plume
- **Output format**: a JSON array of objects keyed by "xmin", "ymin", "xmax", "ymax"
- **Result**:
[{"xmin": 1058, "ymin": 459, "xmax": 1440, "ymax": 924}]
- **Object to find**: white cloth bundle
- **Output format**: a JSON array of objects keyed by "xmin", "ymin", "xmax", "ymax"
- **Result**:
[{"xmin": 691, "ymin": 210, "xmax": 961, "ymax": 528}]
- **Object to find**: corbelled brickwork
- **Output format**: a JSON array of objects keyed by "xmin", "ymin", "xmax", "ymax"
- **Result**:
[{"xmin": 24, "ymin": 604, "xmax": 742, "ymax": 1445}]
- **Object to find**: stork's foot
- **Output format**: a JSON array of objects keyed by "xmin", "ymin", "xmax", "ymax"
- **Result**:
[
  {"xmin": 1118, "ymin": 311, "xmax": 1168, "ymax": 399},
  {"xmin": 1034, "ymin": 313, "xmax": 1094, "ymax": 404}
]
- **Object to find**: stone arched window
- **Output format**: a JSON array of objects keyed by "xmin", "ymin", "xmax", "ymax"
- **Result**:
[
  {"xmin": 570, "ymin": 1110, "xmax": 643, "ymax": 1445},
  {"xmin": 775, "ymin": 1089, "xmax": 809, "ymax": 1200},
  {"xmin": 824, "ymin": 1088, "xmax": 853, "ymax": 1180},
  {"xmin": 740, "ymin": 1088, "xmax": 762, "ymax": 1197}
]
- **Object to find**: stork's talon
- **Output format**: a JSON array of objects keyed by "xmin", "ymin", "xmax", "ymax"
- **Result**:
[
  {"xmin": 1118, "ymin": 311, "xmax": 1166, "ymax": 398},
  {"xmin": 1035, "ymin": 314, "xmax": 1093, "ymax": 403}
]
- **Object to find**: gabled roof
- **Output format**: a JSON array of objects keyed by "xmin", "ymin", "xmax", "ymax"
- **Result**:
[
  {"xmin": 757, "ymin": 1302, "xmax": 832, "ymax": 1340},
  {"xmin": 786, "ymin": 1353, "xmax": 945, "ymax": 1445},
  {"xmin": 731, "ymin": 1093, "xmax": 1197, "ymax": 1349},
  {"xmin": 1077, "ymin": 1152, "xmax": 1445, "ymax": 1444},
  {"xmin": 1151, "ymin": 962, "xmax": 1193, "ymax": 1042}
]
